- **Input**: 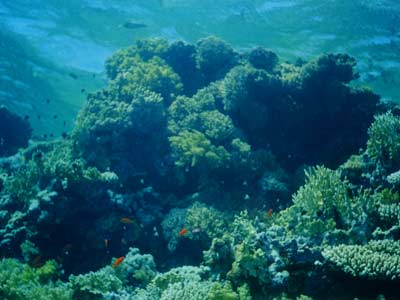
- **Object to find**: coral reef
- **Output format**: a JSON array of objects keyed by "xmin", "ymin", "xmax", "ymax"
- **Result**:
[
  {"xmin": 323, "ymin": 240, "xmax": 400, "ymax": 280},
  {"xmin": 1, "ymin": 36, "xmax": 399, "ymax": 300}
]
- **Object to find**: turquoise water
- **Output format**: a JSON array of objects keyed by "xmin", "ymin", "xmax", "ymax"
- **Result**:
[
  {"xmin": 1, "ymin": 1, "xmax": 400, "ymax": 300},
  {"xmin": 1, "ymin": 0, "xmax": 399, "ymax": 135}
]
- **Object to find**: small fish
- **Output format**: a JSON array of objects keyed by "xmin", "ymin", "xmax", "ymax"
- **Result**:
[
  {"xmin": 178, "ymin": 228, "xmax": 188, "ymax": 236},
  {"xmin": 61, "ymin": 132, "xmax": 68, "ymax": 139},
  {"xmin": 104, "ymin": 239, "xmax": 110, "ymax": 248},
  {"xmin": 53, "ymin": 114, "xmax": 58, "ymax": 119},
  {"xmin": 24, "ymin": 115, "xmax": 29, "ymax": 120},
  {"xmin": 191, "ymin": 227, "xmax": 201, "ymax": 234},
  {"xmin": 121, "ymin": 21, "xmax": 147, "ymax": 30},
  {"xmin": 68, "ymin": 72, "xmax": 78, "ymax": 80},
  {"xmin": 81, "ymin": 88, "xmax": 86, "ymax": 93},
  {"xmin": 46, "ymin": 99, "xmax": 50, "ymax": 104},
  {"xmin": 120, "ymin": 217, "xmax": 135, "ymax": 224},
  {"xmin": 266, "ymin": 208, "xmax": 273, "ymax": 219},
  {"xmin": 112, "ymin": 256, "xmax": 125, "ymax": 268},
  {"xmin": 121, "ymin": 238, "xmax": 127, "ymax": 245}
]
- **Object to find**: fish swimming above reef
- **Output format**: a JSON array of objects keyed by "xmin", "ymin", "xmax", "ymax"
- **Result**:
[
  {"xmin": 120, "ymin": 217, "xmax": 135, "ymax": 224},
  {"xmin": 120, "ymin": 21, "xmax": 147, "ymax": 30},
  {"xmin": 178, "ymin": 228, "xmax": 188, "ymax": 236},
  {"xmin": 112, "ymin": 256, "xmax": 125, "ymax": 268}
]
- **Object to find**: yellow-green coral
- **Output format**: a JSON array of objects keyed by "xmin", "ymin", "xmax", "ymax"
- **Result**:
[
  {"xmin": 367, "ymin": 112, "xmax": 400, "ymax": 164},
  {"xmin": 0, "ymin": 258, "xmax": 71, "ymax": 300},
  {"xmin": 169, "ymin": 130, "xmax": 230, "ymax": 169}
]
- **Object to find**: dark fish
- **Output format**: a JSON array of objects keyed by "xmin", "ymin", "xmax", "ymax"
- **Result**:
[
  {"xmin": 81, "ymin": 88, "xmax": 86, "ymax": 93},
  {"xmin": 61, "ymin": 132, "xmax": 68, "ymax": 139},
  {"xmin": 122, "ymin": 21, "xmax": 147, "ymax": 29},
  {"xmin": 68, "ymin": 72, "xmax": 78, "ymax": 79},
  {"xmin": 46, "ymin": 99, "xmax": 50, "ymax": 104},
  {"xmin": 53, "ymin": 114, "xmax": 58, "ymax": 119}
]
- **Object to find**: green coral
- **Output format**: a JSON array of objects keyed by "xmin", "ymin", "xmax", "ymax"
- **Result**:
[
  {"xmin": 323, "ymin": 240, "xmax": 400, "ymax": 280},
  {"xmin": 196, "ymin": 36, "xmax": 238, "ymax": 83},
  {"xmin": 105, "ymin": 38, "xmax": 170, "ymax": 79},
  {"xmin": 169, "ymin": 130, "xmax": 230, "ymax": 169},
  {"xmin": 367, "ymin": 112, "xmax": 400, "ymax": 165},
  {"xmin": 135, "ymin": 266, "xmax": 249, "ymax": 300},
  {"xmin": 69, "ymin": 266, "xmax": 123, "ymax": 299},
  {"xmin": 114, "ymin": 247, "xmax": 157, "ymax": 287},
  {"xmin": 0, "ymin": 258, "xmax": 72, "ymax": 300},
  {"xmin": 277, "ymin": 166, "xmax": 355, "ymax": 238},
  {"xmin": 111, "ymin": 56, "xmax": 183, "ymax": 104},
  {"xmin": 161, "ymin": 201, "xmax": 230, "ymax": 252}
]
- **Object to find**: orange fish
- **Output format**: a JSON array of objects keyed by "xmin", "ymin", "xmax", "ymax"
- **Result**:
[
  {"xmin": 266, "ymin": 208, "xmax": 273, "ymax": 219},
  {"xmin": 178, "ymin": 228, "xmax": 188, "ymax": 236},
  {"xmin": 112, "ymin": 256, "xmax": 125, "ymax": 268},
  {"xmin": 120, "ymin": 217, "xmax": 135, "ymax": 224}
]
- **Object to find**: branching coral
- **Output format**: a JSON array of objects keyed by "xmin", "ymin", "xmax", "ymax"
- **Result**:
[
  {"xmin": 367, "ymin": 112, "xmax": 400, "ymax": 167},
  {"xmin": 323, "ymin": 240, "xmax": 400, "ymax": 280}
]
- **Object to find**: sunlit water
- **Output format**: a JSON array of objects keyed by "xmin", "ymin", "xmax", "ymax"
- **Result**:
[{"xmin": 0, "ymin": 0, "xmax": 399, "ymax": 135}]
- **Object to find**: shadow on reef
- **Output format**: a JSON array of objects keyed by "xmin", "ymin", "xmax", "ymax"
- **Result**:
[
  {"xmin": 0, "ymin": 106, "xmax": 31, "ymax": 157},
  {"xmin": 1, "ymin": 36, "xmax": 400, "ymax": 300}
]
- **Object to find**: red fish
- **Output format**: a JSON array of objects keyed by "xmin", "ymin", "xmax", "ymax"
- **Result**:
[
  {"xmin": 266, "ymin": 208, "xmax": 273, "ymax": 219},
  {"xmin": 112, "ymin": 256, "xmax": 125, "ymax": 268},
  {"xmin": 120, "ymin": 217, "xmax": 135, "ymax": 224},
  {"xmin": 178, "ymin": 228, "xmax": 188, "ymax": 236}
]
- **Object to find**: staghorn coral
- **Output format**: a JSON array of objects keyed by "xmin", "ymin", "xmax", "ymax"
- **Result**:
[
  {"xmin": 322, "ymin": 239, "xmax": 400, "ymax": 280},
  {"xmin": 367, "ymin": 112, "xmax": 400, "ymax": 167}
]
